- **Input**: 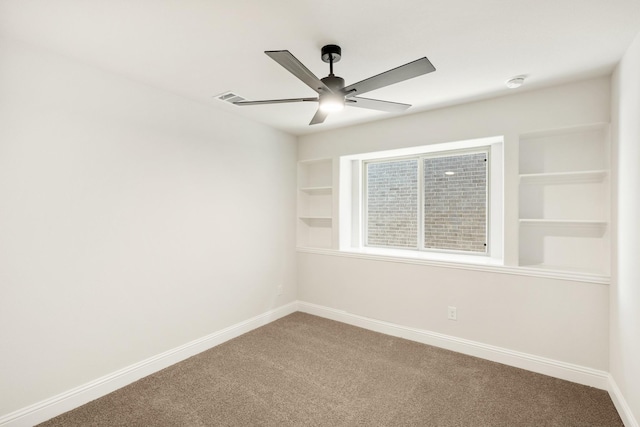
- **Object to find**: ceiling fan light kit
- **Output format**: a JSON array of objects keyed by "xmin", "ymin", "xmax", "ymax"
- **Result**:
[
  {"xmin": 233, "ymin": 44, "xmax": 436, "ymax": 125},
  {"xmin": 319, "ymin": 93, "xmax": 345, "ymax": 112}
]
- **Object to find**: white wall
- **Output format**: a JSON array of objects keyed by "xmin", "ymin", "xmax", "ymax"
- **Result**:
[
  {"xmin": 611, "ymin": 31, "xmax": 640, "ymax": 424},
  {"xmin": 0, "ymin": 39, "xmax": 297, "ymax": 416},
  {"xmin": 297, "ymin": 78, "xmax": 611, "ymax": 371}
]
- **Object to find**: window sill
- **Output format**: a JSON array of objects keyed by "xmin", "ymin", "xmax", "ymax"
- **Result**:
[
  {"xmin": 296, "ymin": 247, "xmax": 610, "ymax": 285},
  {"xmin": 344, "ymin": 246, "xmax": 502, "ymax": 266}
]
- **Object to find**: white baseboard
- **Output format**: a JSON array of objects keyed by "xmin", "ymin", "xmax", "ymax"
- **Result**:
[
  {"xmin": 0, "ymin": 302, "xmax": 298, "ymax": 427},
  {"xmin": 609, "ymin": 375, "xmax": 639, "ymax": 427},
  {"xmin": 298, "ymin": 301, "xmax": 610, "ymax": 390}
]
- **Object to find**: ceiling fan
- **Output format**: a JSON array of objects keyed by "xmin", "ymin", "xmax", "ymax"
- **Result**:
[{"xmin": 233, "ymin": 45, "xmax": 436, "ymax": 125}]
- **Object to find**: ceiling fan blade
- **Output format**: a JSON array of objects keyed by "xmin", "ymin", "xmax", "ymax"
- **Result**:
[
  {"xmin": 342, "ymin": 57, "xmax": 435, "ymax": 97},
  {"xmin": 265, "ymin": 50, "xmax": 332, "ymax": 94},
  {"xmin": 309, "ymin": 108, "xmax": 329, "ymax": 125},
  {"xmin": 346, "ymin": 96, "xmax": 411, "ymax": 112},
  {"xmin": 233, "ymin": 97, "xmax": 317, "ymax": 106}
]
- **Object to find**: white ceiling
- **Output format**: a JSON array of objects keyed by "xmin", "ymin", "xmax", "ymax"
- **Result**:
[{"xmin": 1, "ymin": 0, "xmax": 640, "ymax": 136}]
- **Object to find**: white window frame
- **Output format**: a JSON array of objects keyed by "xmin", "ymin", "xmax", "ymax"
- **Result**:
[{"xmin": 339, "ymin": 136, "xmax": 503, "ymax": 266}]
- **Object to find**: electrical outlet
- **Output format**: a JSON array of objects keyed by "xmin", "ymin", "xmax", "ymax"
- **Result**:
[
  {"xmin": 447, "ymin": 306, "xmax": 457, "ymax": 321},
  {"xmin": 277, "ymin": 285, "xmax": 283, "ymax": 296}
]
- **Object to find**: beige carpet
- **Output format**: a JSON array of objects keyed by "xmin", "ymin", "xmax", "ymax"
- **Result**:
[{"xmin": 39, "ymin": 312, "xmax": 622, "ymax": 426}]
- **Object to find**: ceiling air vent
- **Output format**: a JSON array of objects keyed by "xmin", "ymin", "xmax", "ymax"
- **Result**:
[{"xmin": 215, "ymin": 91, "xmax": 246, "ymax": 105}]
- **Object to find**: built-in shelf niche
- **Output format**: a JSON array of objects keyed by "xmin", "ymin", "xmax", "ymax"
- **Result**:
[
  {"xmin": 297, "ymin": 159, "xmax": 334, "ymax": 249},
  {"xmin": 519, "ymin": 126, "xmax": 607, "ymax": 174},
  {"xmin": 518, "ymin": 124, "xmax": 610, "ymax": 276},
  {"xmin": 519, "ymin": 172, "xmax": 607, "ymax": 221}
]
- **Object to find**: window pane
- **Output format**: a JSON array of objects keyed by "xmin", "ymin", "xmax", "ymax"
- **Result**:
[
  {"xmin": 366, "ymin": 159, "xmax": 418, "ymax": 248},
  {"xmin": 423, "ymin": 152, "xmax": 487, "ymax": 253}
]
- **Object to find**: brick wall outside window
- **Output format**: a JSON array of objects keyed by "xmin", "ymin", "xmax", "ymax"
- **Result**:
[
  {"xmin": 423, "ymin": 153, "xmax": 487, "ymax": 252},
  {"xmin": 366, "ymin": 159, "xmax": 418, "ymax": 248},
  {"xmin": 365, "ymin": 151, "xmax": 487, "ymax": 253}
]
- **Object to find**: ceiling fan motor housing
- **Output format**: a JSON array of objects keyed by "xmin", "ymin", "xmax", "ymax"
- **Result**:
[{"xmin": 320, "ymin": 75, "xmax": 345, "ymax": 92}]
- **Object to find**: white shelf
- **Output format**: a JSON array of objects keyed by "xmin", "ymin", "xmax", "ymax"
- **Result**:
[
  {"xmin": 519, "ymin": 219, "xmax": 607, "ymax": 228},
  {"xmin": 299, "ymin": 186, "xmax": 333, "ymax": 195},
  {"xmin": 299, "ymin": 217, "xmax": 332, "ymax": 227},
  {"xmin": 519, "ymin": 170, "xmax": 607, "ymax": 185},
  {"xmin": 518, "ymin": 123, "xmax": 608, "ymax": 140}
]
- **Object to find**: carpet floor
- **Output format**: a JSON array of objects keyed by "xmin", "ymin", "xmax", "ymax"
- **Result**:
[{"xmin": 39, "ymin": 312, "xmax": 622, "ymax": 426}]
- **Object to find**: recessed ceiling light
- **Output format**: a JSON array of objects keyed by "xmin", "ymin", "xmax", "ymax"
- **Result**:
[
  {"xmin": 506, "ymin": 76, "xmax": 526, "ymax": 89},
  {"xmin": 445, "ymin": 171, "xmax": 455, "ymax": 176}
]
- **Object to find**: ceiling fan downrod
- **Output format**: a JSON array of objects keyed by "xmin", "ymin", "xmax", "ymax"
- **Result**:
[{"xmin": 321, "ymin": 44, "xmax": 342, "ymax": 76}]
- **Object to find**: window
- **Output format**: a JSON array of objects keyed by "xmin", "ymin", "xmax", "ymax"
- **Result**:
[
  {"xmin": 366, "ymin": 159, "xmax": 419, "ymax": 249},
  {"xmin": 364, "ymin": 149, "xmax": 488, "ymax": 254},
  {"xmin": 339, "ymin": 136, "xmax": 503, "ymax": 265}
]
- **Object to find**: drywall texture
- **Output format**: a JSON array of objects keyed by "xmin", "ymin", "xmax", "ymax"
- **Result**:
[
  {"xmin": 0, "ymin": 39, "xmax": 297, "ymax": 416},
  {"xmin": 297, "ymin": 78, "xmax": 611, "ymax": 371},
  {"xmin": 611, "ymin": 31, "xmax": 640, "ymax": 424}
]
